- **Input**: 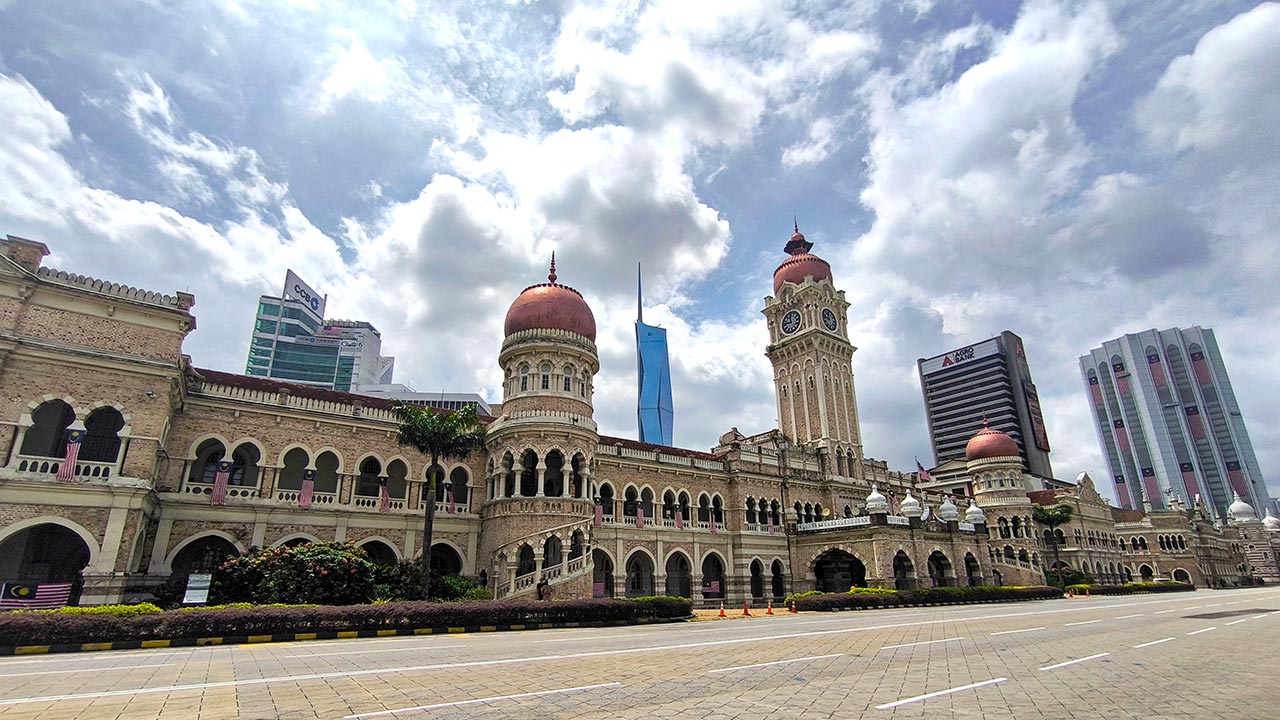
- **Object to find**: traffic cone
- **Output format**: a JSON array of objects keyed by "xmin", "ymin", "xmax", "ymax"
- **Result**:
[
  {"xmin": 718, "ymin": 600, "xmax": 725, "ymax": 617},
  {"xmin": 766, "ymin": 601, "xmax": 774, "ymax": 615},
  {"xmin": 1086, "ymin": 587, "xmax": 1091, "ymax": 597},
  {"xmin": 790, "ymin": 600, "xmax": 797, "ymax": 613},
  {"xmin": 743, "ymin": 601, "xmax": 751, "ymax": 616}
]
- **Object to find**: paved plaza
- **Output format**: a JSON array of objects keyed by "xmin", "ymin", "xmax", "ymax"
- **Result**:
[{"xmin": 0, "ymin": 587, "xmax": 1277, "ymax": 719}]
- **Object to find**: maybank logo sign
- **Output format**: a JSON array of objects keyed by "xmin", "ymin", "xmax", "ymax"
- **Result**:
[
  {"xmin": 284, "ymin": 270, "xmax": 326, "ymax": 318},
  {"xmin": 920, "ymin": 338, "xmax": 1000, "ymax": 375}
]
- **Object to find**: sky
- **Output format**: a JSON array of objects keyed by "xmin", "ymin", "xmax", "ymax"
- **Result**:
[{"xmin": 1, "ymin": 0, "xmax": 1277, "ymax": 502}]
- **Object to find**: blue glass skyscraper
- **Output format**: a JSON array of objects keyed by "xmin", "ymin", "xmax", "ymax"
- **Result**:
[{"xmin": 636, "ymin": 265, "xmax": 674, "ymax": 446}]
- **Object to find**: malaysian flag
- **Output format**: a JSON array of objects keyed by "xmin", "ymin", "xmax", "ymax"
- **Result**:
[
  {"xmin": 378, "ymin": 477, "xmax": 390, "ymax": 513},
  {"xmin": 55, "ymin": 429, "xmax": 84, "ymax": 483},
  {"xmin": 299, "ymin": 469, "xmax": 315, "ymax": 509},
  {"xmin": 594, "ymin": 499, "xmax": 603, "ymax": 528},
  {"xmin": 447, "ymin": 484, "xmax": 457, "ymax": 514},
  {"xmin": 675, "ymin": 507, "xmax": 684, "ymax": 529},
  {"xmin": 916, "ymin": 459, "xmax": 933, "ymax": 484},
  {"xmin": 0, "ymin": 582, "xmax": 73, "ymax": 610},
  {"xmin": 709, "ymin": 512, "xmax": 718, "ymax": 534},
  {"xmin": 767, "ymin": 510, "xmax": 775, "ymax": 536},
  {"xmin": 636, "ymin": 505, "xmax": 645, "ymax": 529},
  {"xmin": 211, "ymin": 460, "xmax": 231, "ymax": 505}
]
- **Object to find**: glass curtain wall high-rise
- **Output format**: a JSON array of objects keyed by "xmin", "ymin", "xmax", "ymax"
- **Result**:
[
  {"xmin": 636, "ymin": 265, "xmax": 673, "ymax": 446},
  {"xmin": 1080, "ymin": 327, "xmax": 1269, "ymax": 519}
]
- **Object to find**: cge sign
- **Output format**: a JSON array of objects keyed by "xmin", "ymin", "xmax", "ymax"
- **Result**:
[{"xmin": 284, "ymin": 269, "xmax": 326, "ymax": 317}]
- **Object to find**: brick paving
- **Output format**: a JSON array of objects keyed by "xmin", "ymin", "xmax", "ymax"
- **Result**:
[{"xmin": 0, "ymin": 587, "xmax": 1277, "ymax": 719}]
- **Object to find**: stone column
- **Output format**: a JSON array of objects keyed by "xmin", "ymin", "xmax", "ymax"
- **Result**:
[
  {"xmin": 535, "ymin": 461, "xmax": 546, "ymax": 497},
  {"xmin": 512, "ymin": 464, "xmax": 524, "ymax": 497}
]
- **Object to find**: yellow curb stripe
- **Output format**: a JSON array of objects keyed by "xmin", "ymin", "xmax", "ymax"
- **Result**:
[
  {"xmin": 140, "ymin": 640, "xmax": 171, "ymax": 649},
  {"xmin": 413, "ymin": 628, "xmax": 434, "ymax": 635},
  {"xmin": 479, "ymin": 625, "xmax": 496, "ymax": 632},
  {"xmin": 294, "ymin": 633, "xmax": 317, "ymax": 641},
  {"xmin": 509, "ymin": 624, "xmax": 525, "ymax": 631},
  {"xmin": 337, "ymin": 631, "xmax": 359, "ymax": 639},
  {"xmin": 448, "ymin": 627, "xmax": 465, "ymax": 634},
  {"xmin": 14, "ymin": 646, "xmax": 50, "ymax": 655},
  {"xmin": 80, "ymin": 643, "xmax": 114, "ymax": 652},
  {"xmin": 247, "ymin": 635, "xmax": 273, "ymax": 644},
  {"xmin": 376, "ymin": 630, "xmax": 397, "ymax": 637}
]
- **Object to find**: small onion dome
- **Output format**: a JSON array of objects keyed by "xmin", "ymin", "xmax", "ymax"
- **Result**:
[
  {"xmin": 1263, "ymin": 508, "xmax": 1280, "ymax": 532},
  {"xmin": 900, "ymin": 490, "xmax": 922, "ymax": 518},
  {"xmin": 865, "ymin": 483, "xmax": 889, "ymax": 514},
  {"xmin": 965, "ymin": 422, "xmax": 1019, "ymax": 461},
  {"xmin": 773, "ymin": 221, "xmax": 833, "ymax": 294},
  {"xmin": 965, "ymin": 498, "xmax": 986, "ymax": 524},
  {"xmin": 504, "ymin": 253, "xmax": 597, "ymax": 341},
  {"xmin": 937, "ymin": 495, "xmax": 961, "ymax": 522},
  {"xmin": 1227, "ymin": 492, "xmax": 1257, "ymax": 522}
]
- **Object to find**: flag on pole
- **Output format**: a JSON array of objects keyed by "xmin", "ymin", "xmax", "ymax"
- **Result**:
[
  {"xmin": 211, "ymin": 460, "xmax": 231, "ymax": 505},
  {"xmin": 378, "ymin": 477, "xmax": 390, "ymax": 513},
  {"xmin": 767, "ymin": 510, "xmax": 775, "ymax": 535},
  {"xmin": 594, "ymin": 498, "xmax": 603, "ymax": 528},
  {"xmin": 0, "ymin": 582, "xmax": 73, "ymax": 610},
  {"xmin": 447, "ymin": 484, "xmax": 457, "ymax": 514},
  {"xmin": 637, "ymin": 505, "xmax": 646, "ymax": 529},
  {"xmin": 299, "ymin": 469, "xmax": 315, "ymax": 509},
  {"xmin": 55, "ymin": 429, "xmax": 84, "ymax": 483},
  {"xmin": 916, "ymin": 458, "xmax": 933, "ymax": 484},
  {"xmin": 710, "ymin": 512, "xmax": 718, "ymax": 534},
  {"xmin": 675, "ymin": 507, "xmax": 684, "ymax": 529}
]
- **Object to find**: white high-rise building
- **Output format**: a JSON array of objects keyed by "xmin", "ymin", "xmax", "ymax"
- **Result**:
[{"xmin": 1080, "ymin": 327, "xmax": 1269, "ymax": 519}]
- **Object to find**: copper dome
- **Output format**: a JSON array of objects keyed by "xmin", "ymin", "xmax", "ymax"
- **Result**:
[
  {"xmin": 773, "ymin": 221, "xmax": 833, "ymax": 294},
  {"xmin": 965, "ymin": 424, "xmax": 1019, "ymax": 461},
  {"xmin": 503, "ymin": 255, "xmax": 596, "ymax": 341}
]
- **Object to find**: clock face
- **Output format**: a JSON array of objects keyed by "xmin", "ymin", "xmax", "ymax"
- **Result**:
[
  {"xmin": 822, "ymin": 308, "xmax": 838, "ymax": 332},
  {"xmin": 781, "ymin": 310, "xmax": 802, "ymax": 334}
]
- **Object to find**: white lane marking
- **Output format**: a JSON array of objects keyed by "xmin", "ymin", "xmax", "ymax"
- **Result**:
[
  {"xmin": 1204, "ymin": 603, "xmax": 1224, "ymax": 608},
  {"xmin": 1252, "ymin": 614, "xmax": 1270, "ymax": 620},
  {"xmin": 1115, "ymin": 614, "xmax": 1143, "ymax": 619},
  {"xmin": 1182, "ymin": 606, "xmax": 1202, "ymax": 610},
  {"xmin": 1225, "ymin": 619, "xmax": 1249, "ymax": 626},
  {"xmin": 874, "ymin": 678, "xmax": 1007, "ymax": 709},
  {"xmin": 1186, "ymin": 627, "xmax": 1216, "ymax": 636},
  {"xmin": 534, "ymin": 633, "xmax": 646, "ymax": 643},
  {"xmin": 290, "ymin": 645, "xmax": 462, "ymax": 659},
  {"xmin": 1153, "ymin": 609, "xmax": 1178, "ymax": 615},
  {"xmin": 990, "ymin": 627, "xmax": 1045, "ymax": 636},
  {"xmin": 1133, "ymin": 638, "xmax": 1175, "ymax": 648},
  {"xmin": 342, "ymin": 682, "xmax": 621, "ymax": 719},
  {"xmin": 0, "ymin": 663, "xmax": 173, "ymax": 678},
  {"xmin": 1064, "ymin": 619, "xmax": 1103, "ymax": 627},
  {"xmin": 880, "ymin": 637, "xmax": 963, "ymax": 650},
  {"xmin": 1039, "ymin": 653, "xmax": 1110, "ymax": 671},
  {"xmin": 707, "ymin": 653, "xmax": 844, "ymax": 674}
]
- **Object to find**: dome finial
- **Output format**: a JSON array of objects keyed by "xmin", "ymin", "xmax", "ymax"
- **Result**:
[
  {"xmin": 794, "ymin": 214, "xmax": 799, "ymax": 235},
  {"xmin": 549, "ymin": 252, "xmax": 557, "ymax": 284},
  {"xmin": 784, "ymin": 218, "xmax": 813, "ymax": 256}
]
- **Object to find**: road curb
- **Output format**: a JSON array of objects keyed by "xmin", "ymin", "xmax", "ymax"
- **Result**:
[{"xmin": 0, "ymin": 615, "xmax": 691, "ymax": 657}]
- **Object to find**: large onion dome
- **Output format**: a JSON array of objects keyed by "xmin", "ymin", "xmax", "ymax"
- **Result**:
[
  {"xmin": 504, "ymin": 254, "xmax": 596, "ymax": 341},
  {"xmin": 965, "ymin": 421, "xmax": 1019, "ymax": 461},
  {"xmin": 773, "ymin": 222, "xmax": 833, "ymax": 294}
]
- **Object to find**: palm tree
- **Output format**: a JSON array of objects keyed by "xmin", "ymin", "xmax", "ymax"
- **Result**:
[
  {"xmin": 1033, "ymin": 503, "xmax": 1074, "ymax": 586},
  {"xmin": 393, "ymin": 403, "xmax": 487, "ymax": 597}
]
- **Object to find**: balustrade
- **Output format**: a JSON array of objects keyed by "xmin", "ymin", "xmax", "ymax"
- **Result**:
[{"xmin": 13, "ymin": 454, "xmax": 118, "ymax": 481}]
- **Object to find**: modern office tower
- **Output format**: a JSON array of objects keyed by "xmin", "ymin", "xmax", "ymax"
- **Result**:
[
  {"xmin": 246, "ymin": 270, "xmax": 395, "ymax": 391},
  {"xmin": 1080, "ymin": 326, "xmax": 1269, "ymax": 518},
  {"xmin": 635, "ymin": 265, "xmax": 673, "ymax": 445},
  {"xmin": 918, "ymin": 331, "xmax": 1054, "ymax": 478}
]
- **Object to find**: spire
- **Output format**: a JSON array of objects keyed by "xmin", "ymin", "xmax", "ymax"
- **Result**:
[
  {"xmin": 548, "ymin": 252, "xmax": 557, "ymax": 284},
  {"xmin": 784, "ymin": 217, "xmax": 813, "ymax": 255},
  {"xmin": 636, "ymin": 262, "xmax": 644, "ymax": 324}
]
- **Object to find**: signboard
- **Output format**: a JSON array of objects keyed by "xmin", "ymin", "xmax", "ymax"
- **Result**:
[
  {"xmin": 182, "ymin": 573, "xmax": 212, "ymax": 605},
  {"xmin": 1023, "ymin": 382, "xmax": 1051, "ymax": 452},
  {"xmin": 920, "ymin": 338, "xmax": 1001, "ymax": 375},
  {"xmin": 283, "ymin": 270, "xmax": 326, "ymax": 318},
  {"xmin": 292, "ymin": 335, "xmax": 340, "ymax": 346}
]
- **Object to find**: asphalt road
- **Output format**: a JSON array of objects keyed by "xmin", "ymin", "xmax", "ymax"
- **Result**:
[{"xmin": 0, "ymin": 586, "xmax": 1277, "ymax": 719}]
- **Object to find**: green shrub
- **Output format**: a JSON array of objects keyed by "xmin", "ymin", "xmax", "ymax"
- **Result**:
[
  {"xmin": 1044, "ymin": 567, "xmax": 1093, "ymax": 587},
  {"xmin": 462, "ymin": 586, "xmax": 494, "ymax": 602},
  {"xmin": 20, "ymin": 603, "xmax": 164, "ymax": 618},
  {"xmin": 0, "ymin": 597, "xmax": 693, "ymax": 647},
  {"xmin": 782, "ymin": 590, "xmax": 825, "ymax": 606},
  {"xmin": 211, "ymin": 541, "xmax": 376, "ymax": 605},
  {"xmin": 847, "ymin": 587, "xmax": 898, "ymax": 596},
  {"xmin": 1061, "ymin": 582, "xmax": 1194, "ymax": 597},
  {"xmin": 794, "ymin": 585, "xmax": 1062, "ymax": 612}
]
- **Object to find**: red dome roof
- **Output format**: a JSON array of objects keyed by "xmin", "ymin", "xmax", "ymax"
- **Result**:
[
  {"xmin": 503, "ymin": 255, "xmax": 596, "ymax": 341},
  {"xmin": 965, "ymin": 424, "xmax": 1019, "ymax": 461},
  {"xmin": 773, "ymin": 253, "xmax": 833, "ymax": 294}
]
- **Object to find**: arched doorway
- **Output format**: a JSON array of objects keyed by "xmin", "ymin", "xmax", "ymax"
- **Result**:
[
  {"xmin": 626, "ymin": 552, "xmax": 655, "ymax": 598},
  {"xmin": 361, "ymin": 540, "xmax": 399, "ymax": 566},
  {"xmin": 927, "ymin": 551, "xmax": 954, "ymax": 587},
  {"xmin": 771, "ymin": 560, "xmax": 786, "ymax": 600},
  {"xmin": 0, "ymin": 523, "xmax": 92, "ymax": 602},
  {"xmin": 893, "ymin": 551, "xmax": 915, "ymax": 590},
  {"xmin": 431, "ymin": 543, "xmax": 463, "ymax": 576},
  {"xmin": 964, "ymin": 553, "xmax": 982, "ymax": 586},
  {"xmin": 1172, "ymin": 568, "xmax": 1192, "ymax": 585},
  {"xmin": 516, "ymin": 545, "xmax": 536, "ymax": 577},
  {"xmin": 665, "ymin": 553, "xmax": 692, "ymax": 598},
  {"xmin": 1139, "ymin": 564, "xmax": 1154, "ymax": 583},
  {"xmin": 814, "ymin": 549, "xmax": 866, "ymax": 592},
  {"xmin": 592, "ymin": 549, "xmax": 614, "ymax": 598},
  {"xmin": 171, "ymin": 535, "xmax": 238, "ymax": 574},
  {"xmin": 701, "ymin": 554, "xmax": 725, "ymax": 599},
  {"xmin": 749, "ymin": 559, "xmax": 765, "ymax": 600}
]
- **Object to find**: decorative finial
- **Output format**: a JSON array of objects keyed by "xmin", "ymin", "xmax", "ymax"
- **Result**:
[
  {"xmin": 549, "ymin": 252, "xmax": 557, "ymax": 284},
  {"xmin": 794, "ymin": 214, "xmax": 799, "ymax": 235},
  {"xmin": 982, "ymin": 413, "xmax": 989, "ymax": 427}
]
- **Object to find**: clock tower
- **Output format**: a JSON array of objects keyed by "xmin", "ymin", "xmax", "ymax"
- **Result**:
[{"xmin": 763, "ymin": 223, "xmax": 864, "ymax": 469}]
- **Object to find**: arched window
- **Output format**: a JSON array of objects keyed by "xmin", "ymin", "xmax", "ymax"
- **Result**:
[
  {"xmin": 189, "ymin": 439, "xmax": 227, "ymax": 485},
  {"xmin": 540, "ymin": 362, "xmax": 552, "ymax": 390},
  {"xmin": 563, "ymin": 364, "xmax": 574, "ymax": 392},
  {"xmin": 745, "ymin": 497, "xmax": 757, "ymax": 524},
  {"xmin": 678, "ymin": 491, "xmax": 691, "ymax": 522},
  {"xmin": 81, "ymin": 407, "xmax": 125, "ymax": 463},
  {"xmin": 519, "ymin": 364, "xmax": 530, "ymax": 392},
  {"xmin": 277, "ymin": 447, "xmax": 310, "ymax": 490},
  {"xmin": 580, "ymin": 371, "xmax": 589, "ymax": 397},
  {"xmin": 188, "ymin": 439, "xmax": 260, "ymax": 488},
  {"xmin": 1177, "ymin": 535, "xmax": 1186, "ymax": 551},
  {"xmin": 21, "ymin": 399, "xmax": 75, "ymax": 458},
  {"xmin": 699, "ymin": 495, "xmax": 712, "ymax": 522},
  {"xmin": 447, "ymin": 466, "xmax": 469, "ymax": 508},
  {"xmin": 599, "ymin": 483, "xmax": 615, "ymax": 517},
  {"xmin": 386, "ymin": 459, "xmax": 408, "ymax": 500},
  {"xmin": 624, "ymin": 486, "xmax": 639, "ymax": 518},
  {"xmin": 356, "ymin": 457, "xmax": 382, "ymax": 497},
  {"xmin": 314, "ymin": 450, "xmax": 340, "ymax": 493}
]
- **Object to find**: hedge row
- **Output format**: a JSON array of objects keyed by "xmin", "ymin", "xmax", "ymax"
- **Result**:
[
  {"xmin": 792, "ymin": 585, "xmax": 1063, "ymax": 612},
  {"xmin": 0, "ymin": 596, "xmax": 691, "ymax": 647},
  {"xmin": 1065, "ymin": 581, "xmax": 1194, "ymax": 596}
]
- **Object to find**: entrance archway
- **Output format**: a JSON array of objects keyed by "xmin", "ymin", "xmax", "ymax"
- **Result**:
[
  {"xmin": 771, "ymin": 560, "xmax": 786, "ymax": 599},
  {"xmin": 814, "ymin": 549, "xmax": 866, "ymax": 592},
  {"xmin": 1172, "ymin": 568, "xmax": 1192, "ymax": 585},
  {"xmin": 431, "ymin": 543, "xmax": 463, "ymax": 576},
  {"xmin": 1139, "ymin": 564, "xmax": 1154, "ymax": 582},
  {"xmin": 516, "ymin": 544, "xmax": 537, "ymax": 577},
  {"xmin": 665, "ymin": 553, "xmax": 692, "ymax": 598},
  {"xmin": 927, "ymin": 551, "xmax": 954, "ymax": 587},
  {"xmin": 171, "ymin": 535, "xmax": 238, "ymax": 575},
  {"xmin": 893, "ymin": 551, "xmax": 915, "ymax": 590},
  {"xmin": 701, "ymin": 554, "xmax": 725, "ymax": 599},
  {"xmin": 749, "ymin": 559, "xmax": 765, "ymax": 599},
  {"xmin": 964, "ymin": 553, "xmax": 982, "ymax": 586},
  {"xmin": 592, "ymin": 549, "xmax": 614, "ymax": 598},
  {"xmin": 626, "ymin": 552, "xmax": 655, "ymax": 598},
  {"xmin": 0, "ymin": 523, "xmax": 92, "ymax": 603},
  {"xmin": 360, "ymin": 540, "xmax": 399, "ymax": 566}
]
